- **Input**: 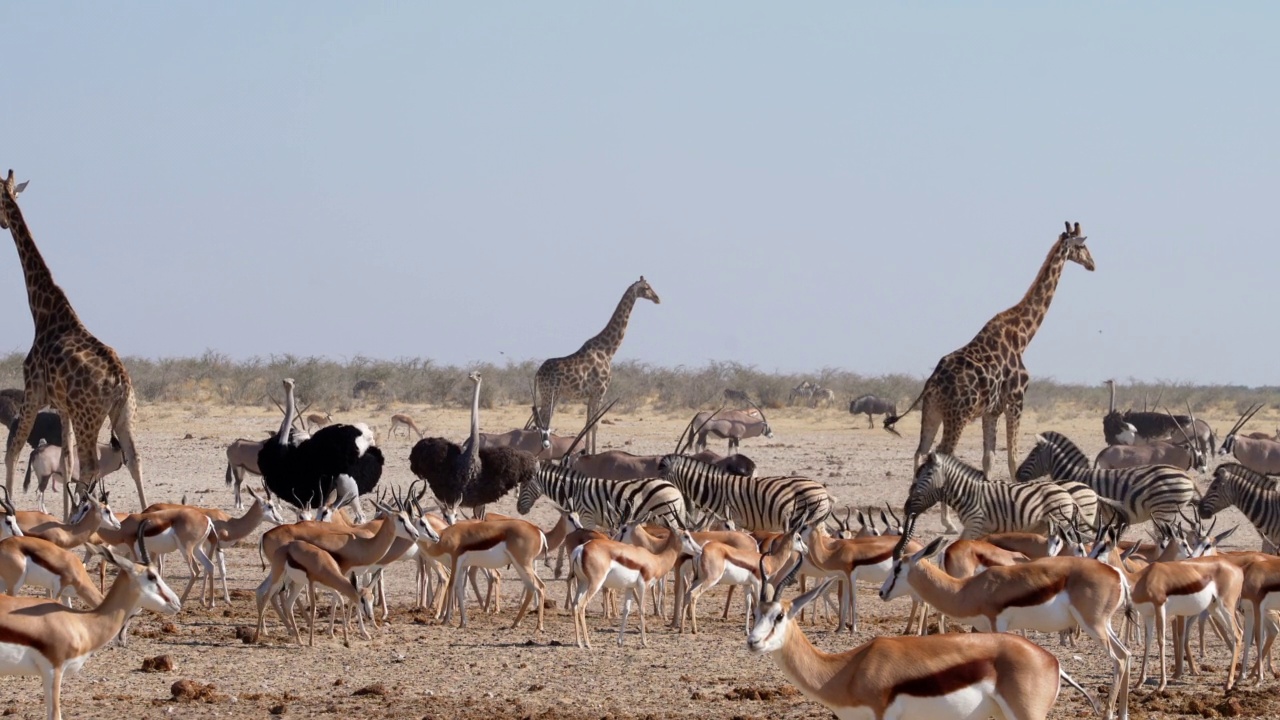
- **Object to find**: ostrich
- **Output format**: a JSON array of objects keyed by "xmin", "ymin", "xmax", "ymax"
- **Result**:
[
  {"xmin": 257, "ymin": 378, "xmax": 384, "ymax": 520},
  {"xmin": 409, "ymin": 372, "xmax": 535, "ymax": 523}
]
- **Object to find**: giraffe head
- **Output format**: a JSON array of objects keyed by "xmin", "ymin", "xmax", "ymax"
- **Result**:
[
  {"xmin": 632, "ymin": 276, "xmax": 661, "ymax": 305},
  {"xmin": 0, "ymin": 171, "xmax": 30, "ymax": 230},
  {"xmin": 1060, "ymin": 221, "xmax": 1094, "ymax": 271}
]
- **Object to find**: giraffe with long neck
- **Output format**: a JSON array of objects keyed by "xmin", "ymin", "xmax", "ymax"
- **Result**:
[
  {"xmin": 534, "ymin": 276, "xmax": 661, "ymax": 453},
  {"xmin": 0, "ymin": 170, "xmax": 148, "ymax": 509},
  {"xmin": 885, "ymin": 222, "xmax": 1093, "ymax": 531}
]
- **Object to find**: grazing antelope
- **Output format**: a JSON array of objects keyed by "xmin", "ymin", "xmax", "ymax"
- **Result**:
[
  {"xmin": 388, "ymin": 413, "xmax": 425, "ymax": 439},
  {"xmin": 569, "ymin": 519, "xmax": 685, "ymax": 647},
  {"xmin": 750, "ymin": 559, "xmax": 1097, "ymax": 720},
  {"xmin": 678, "ymin": 526, "xmax": 804, "ymax": 634},
  {"xmin": 880, "ymin": 536, "xmax": 1130, "ymax": 720},
  {"xmin": 224, "ymin": 437, "xmax": 264, "ymax": 509},
  {"xmin": 425, "ymin": 517, "xmax": 547, "ymax": 631},
  {"xmin": 0, "ymin": 524, "xmax": 180, "ymax": 720},
  {"xmin": 0, "ymin": 535, "xmax": 103, "ymax": 607},
  {"xmin": 255, "ymin": 540, "xmax": 377, "ymax": 646}
]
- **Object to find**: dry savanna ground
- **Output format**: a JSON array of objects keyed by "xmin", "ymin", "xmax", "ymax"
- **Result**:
[{"xmin": 2, "ymin": 400, "xmax": 1278, "ymax": 720}]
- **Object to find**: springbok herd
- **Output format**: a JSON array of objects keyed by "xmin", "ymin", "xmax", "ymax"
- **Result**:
[{"xmin": 2, "ymin": 175, "xmax": 1279, "ymax": 720}]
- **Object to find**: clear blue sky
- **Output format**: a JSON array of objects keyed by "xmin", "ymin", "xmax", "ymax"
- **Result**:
[{"xmin": 2, "ymin": 4, "xmax": 1276, "ymax": 385}]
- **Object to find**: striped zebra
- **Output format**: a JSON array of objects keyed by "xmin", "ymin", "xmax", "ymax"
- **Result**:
[
  {"xmin": 1199, "ymin": 463, "xmax": 1280, "ymax": 551},
  {"xmin": 1015, "ymin": 431, "xmax": 1196, "ymax": 527},
  {"xmin": 658, "ymin": 455, "xmax": 831, "ymax": 531},
  {"xmin": 900, "ymin": 452, "xmax": 1081, "ymax": 540},
  {"xmin": 516, "ymin": 461, "xmax": 686, "ymax": 529}
]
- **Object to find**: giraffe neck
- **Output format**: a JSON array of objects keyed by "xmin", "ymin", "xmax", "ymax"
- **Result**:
[
  {"xmin": 0, "ymin": 191, "xmax": 82, "ymax": 331},
  {"xmin": 997, "ymin": 237, "xmax": 1069, "ymax": 352},
  {"xmin": 581, "ymin": 286, "xmax": 638, "ymax": 358}
]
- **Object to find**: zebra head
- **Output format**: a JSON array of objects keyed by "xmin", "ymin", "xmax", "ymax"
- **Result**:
[
  {"xmin": 1015, "ymin": 436, "xmax": 1053, "ymax": 481},
  {"xmin": 516, "ymin": 465, "xmax": 547, "ymax": 515},
  {"xmin": 1197, "ymin": 464, "xmax": 1250, "ymax": 521},
  {"xmin": 904, "ymin": 454, "xmax": 946, "ymax": 518}
]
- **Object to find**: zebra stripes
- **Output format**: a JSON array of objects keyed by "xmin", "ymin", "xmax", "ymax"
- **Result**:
[
  {"xmin": 658, "ymin": 455, "xmax": 831, "ymax": 531},
  {"xmin": 903, "ymin": 453, "xmax": 1080, "ymax": 539},
  {"xmin": 1015, "ymin": 431, "xmax": 1196, "ymax": 527},
  {"xmin": 516, "ymin": 461, "xmax": 685, "ymax": 529},
  {"xmin": 1199, "ymin": 463, "xmax": 1280, "ymax": 548}
]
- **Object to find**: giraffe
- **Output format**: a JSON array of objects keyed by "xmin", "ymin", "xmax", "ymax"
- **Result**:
[
  {"xmin": 884, "ymin": 222, "xmax": 1093, "ymax": 531},
  {"xmin": 0, "ymin": 170, "xmax": 148, "ymax": 509},
  {"xmin": 534, "ymin": 276, "xmax": 660, "ymax": 454}
]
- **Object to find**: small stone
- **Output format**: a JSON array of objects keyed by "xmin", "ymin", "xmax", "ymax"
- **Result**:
[
  {"xmin": 269, "ymin": 704, "xmax": 287, "ymax": 715},
  {"xmin": 352, "ymin": 683, "xmax": 387, "ymax": 697},
  {"xmin": 141, "ymin": 655, "xmax": 174, "ymax": 673}
]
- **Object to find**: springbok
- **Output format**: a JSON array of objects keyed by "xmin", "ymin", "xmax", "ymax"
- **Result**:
[
  {"xmin": 305, "ymin": 411, "xmax": 334, "ymax": 432},
  {"xmin": 569, "ymin": 518, "xmax": 685, "ymax": 648},
  {"xmin": 388, "ymin": 413, "xmax": 425, "ymax": 439},
  {"xmin": 424, "ymin": 517, "xmax": 547, "ymax": 631},
  {"xmin": 224, "ymin": 437, "xmax": 264, "ymax": 509},
  {"xmin": 0, "ymin": 523, "xmax": 181, "ymax": 720},
  {"xmin": 255, "ymin": 540, "xmax": 377, "ymax": 646},
  {"xmin": 677, "ymin": 526, "xmax": 804, "ymax": 634},
  {"xmin": 0, "ymin": 535, "xmax": 103, "ymax": 607},
  {"xmin": 750, "ymin": 558, "xmax": 1097, "ymax": 720},
  {"xmin": 880, "ymin": 536, "xmax": 1130, "ymax": 720}
]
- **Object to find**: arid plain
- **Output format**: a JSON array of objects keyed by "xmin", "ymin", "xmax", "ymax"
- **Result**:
[{"xmin": 0, "ymin": 400, "xmax": 1273, "ymax": 720}]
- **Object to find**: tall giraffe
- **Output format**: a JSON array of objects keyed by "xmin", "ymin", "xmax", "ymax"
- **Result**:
[
  {"xmin": 534, "ymin": 276, "xmax": 661, "ymax": 453},
  {"xmin": 0, "ymin": 171, "xmax": 148, "ymax": 508},
  {"xmin": 885, "ymin": 222, "xmax": 1093, "ymax": 531}
]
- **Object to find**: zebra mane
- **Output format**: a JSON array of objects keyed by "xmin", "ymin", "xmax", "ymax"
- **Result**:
[
  {"xmin": 1215, "ymin": 462, "xmax": 1271, "ymax": 487},
  {"xmin": 663, "ymin": 454, "xmax": 728, "ymax": 479},
  {"xmin": 1037, "ymin": 431, "xmax": 1091, "ymax": 469}
]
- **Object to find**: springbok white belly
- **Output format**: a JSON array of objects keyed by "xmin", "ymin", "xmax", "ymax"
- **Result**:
[
  {"xmin": 1166, "ymin": 584, "xmax": 1217, "ymax": 616},
  {"xmin": 995, "ymin": 591, "xmax": 1074, "ymax": 633},
  {"xmin": 15, "ymin": 562, "xmax": 62, "ymax": 595},
  {"xmin": 0, "ymin": 641, "xmax": 48, "ymax": 675},
  {"xmin": 720, "ymin": 563, "xmax": 755, "ymax": 587},
  {"xmin": 852, "ymin": 557, "xmax": 894, "ymax": 585},
  {"xmin": 816, "ymin": 680, "xmax": 999, "ymax": 720},
  {"xmin": 602, "ymin": 563, "xmax": 644, "ymax": 590},
  {"xmin": 458, "ymin": 545, "xmax": 511, "ymax": 571}
]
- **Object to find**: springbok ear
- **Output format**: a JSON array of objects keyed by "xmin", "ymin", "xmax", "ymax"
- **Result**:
[
  {"xmin": 786, "ymin": 578, "xmax": 834, "ymax": 617},
  {"xmin": 1214, "ymin": 526, "xmax": 1238, "ymax": 545},
  {"xmin": 911, "ymin": 536, "xmax": 945, "ymax": 563}
]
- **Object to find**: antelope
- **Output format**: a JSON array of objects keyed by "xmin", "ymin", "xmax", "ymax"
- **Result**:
[
  {"xmin": 750, "ymin": 559, "xmax": 1097, "ymax": 720},
  {"xmin": 685, "ymin": 404, "xmax": 773, "ymax": 454},
  {"xmin": 388, "ymin": 413, "xmax": 425, "ymax": 439},
  {"xmin": 1128, "ymin": 555, "xmax": 1243, "ymax": 690},
  {"xmin": 23, "ymin": 439, "xmax": 125, "ymax": 516},
  {"xmin": 93, "ymin": 506, "xmax": 217, "ymax": 609},
  {"xmin": 224, "ymin": 437, "xmax": 264, "ymax": 509},
  {"xmin": 0, "ymin": 523, "xmax": 181, "ymax": 720},
  {"xmin": 305, "ymin": 411, "xmax": 334, "ymax": 432},
  {"xmin": 1238, "ymin": 556, "xmax": 1280, "ymax": 684},
  {"xmin": 255, "ymin": 540, "xmax": 377, "ymax": 646},
  {"xmin": 880, "ymin": 536, "xmax": 1131, "ymax": 720},
  {"xmin": 479, "ymin": 426, "xmax": 579, "ymax": 460},
  {"xmin": 1219, "ymin": 403, "xmax": 1280, "ymax": 475},
  {"xmin": 145, "ymin": 487, "xmax": 286, "ymax": 604},
  {"xmin": 424, "ymin": 517, "xmax": 547, "ymax": 631},
  {"xmin": 621, "ymin": 522, "xmax": 759, "ymax": 628},
  {"xmin": 21, "ymin": 484, "xmax": 121, "ymax": 549},
  {"xmin": 802, "ymin": 526, "xmax": 923, "ymax": 633},
  {"xmin": 0, "ymin": 535, "xmax": 103, "ymax": 607},
  {"xmin": 1094, "ymin": 440, "xmax": 1207, "ymax": 473},
  {"xmin": 569, "ymin": 518, "xmax": 685, "ymax": 648},
  {"xmin": 678, "ymin": 526, "xmax": 804, "ymax": 634}
]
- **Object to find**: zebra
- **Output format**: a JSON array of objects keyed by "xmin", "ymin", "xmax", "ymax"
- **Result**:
[
  {"xmin": 1015, "ymin": 431, "xmax": 1197, "ymax": 528},
  {"xmin": 1198, "ymin": 463, "xmax": 1280, "ymax": 552},
  {"xmin": 658, "ymin": 455, "xmax": 831, "ymax": 531},
  {"xmin": 515, "ymin": 461, "xmax": 686, "ymax": 530},
  {"xmin": 897, "ymin": 452, "xmax": 1081, "ymax": 541}
]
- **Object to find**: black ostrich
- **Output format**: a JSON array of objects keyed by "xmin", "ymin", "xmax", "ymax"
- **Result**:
[
  {"xmin": 6, "ymin": 410, "xmax": 62, "ymax": 451},
  {"xmin": 257, "ymin": 378, "xmax": 384, "ymax": 516},
  {"xmin": 409, "ymin": 372, "xmax": 535, "ymax": 523}
]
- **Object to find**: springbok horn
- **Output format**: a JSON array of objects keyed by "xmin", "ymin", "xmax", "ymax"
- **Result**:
[{"xmin": 136, "ymin": 520, "xmax": 153, "ymax": 566}]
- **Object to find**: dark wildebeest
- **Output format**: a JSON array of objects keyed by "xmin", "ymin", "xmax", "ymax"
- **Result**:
[
  {"xmin": 351, "ymin": 379, "xmax": 388, "ymax": 400},
  {"xmin": 722, "ymin": 388, "xmax": 751, "ymax": 405},
  {"xmin": 848, "ymin": 394, "xmax": 896, "ymax": 429}
]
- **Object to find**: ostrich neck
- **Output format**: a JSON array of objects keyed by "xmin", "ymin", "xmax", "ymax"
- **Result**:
[
  {"xmin": 1, "ymin": 190, "xmax": 82, "ymax": 331},
  {"xmin": 462, "ymin": 379, "xmax": 481, "ymax": 465},
  {"xmin": 277, "ymin": 384, "xmax": 295, "ymax": 444},
  {"xmin": 584, "ymin": 288, "xmax": 638, "ymax": 357}
]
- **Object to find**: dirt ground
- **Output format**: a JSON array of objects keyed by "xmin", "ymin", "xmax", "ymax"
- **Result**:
[{"xmin": 1, "ymin": 401, "xmax": 1275, "ymax": 720}]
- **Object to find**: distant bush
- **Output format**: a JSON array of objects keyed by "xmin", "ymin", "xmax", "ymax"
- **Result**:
[{"xmin": 0, "ymin": 350, "xmax": 1275, "ymax": 415}]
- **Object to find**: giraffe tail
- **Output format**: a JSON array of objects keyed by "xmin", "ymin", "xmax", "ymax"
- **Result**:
[{"xmin": 882, "ymin": 387, "xmax": 926, "ymax": 436}]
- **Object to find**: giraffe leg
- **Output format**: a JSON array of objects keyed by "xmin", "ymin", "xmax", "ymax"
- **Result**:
[
  {"xmin": 980, "ymin": 413, "xmax": 999, "ymax": 479},
  {"xmin": 585, "ymin": 396, "xmax": 600, "ymax": 454},
  {"xmin": 1004, "ymin": 405, "xmax": 1024, "ymax": 481},
  {"xmin": 4, "ymin": 395, "xmax": 41, "ymax": 496},
  {"xmin": 932, "ymin": 407, "xmax": 964, "ymax": 534},
  {"xmin": 111, "ymin": 389, "xmax": 148, "ymax": 507}
]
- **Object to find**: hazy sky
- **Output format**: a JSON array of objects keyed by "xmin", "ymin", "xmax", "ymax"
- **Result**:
[{"xmin": 3, "ymin": 4, "xmax": 1276, "ymax": 385}]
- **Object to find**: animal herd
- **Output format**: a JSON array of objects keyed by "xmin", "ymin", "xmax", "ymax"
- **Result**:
[{"xmin": 5, "ymin": 170, "xmax": 1280, "ymax": 720}]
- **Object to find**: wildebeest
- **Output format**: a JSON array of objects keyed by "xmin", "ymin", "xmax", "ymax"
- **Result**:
[
  {"xmin": 351, "ymin": 378, "xmax": 388, "ymax": 400},
  {"xmin": 848, "ymin": 394, "xmax": 896, "ymax": 428},
  {"xmin": 722, "ymin": 388, "xmax": 751, "ymax": 405}
]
